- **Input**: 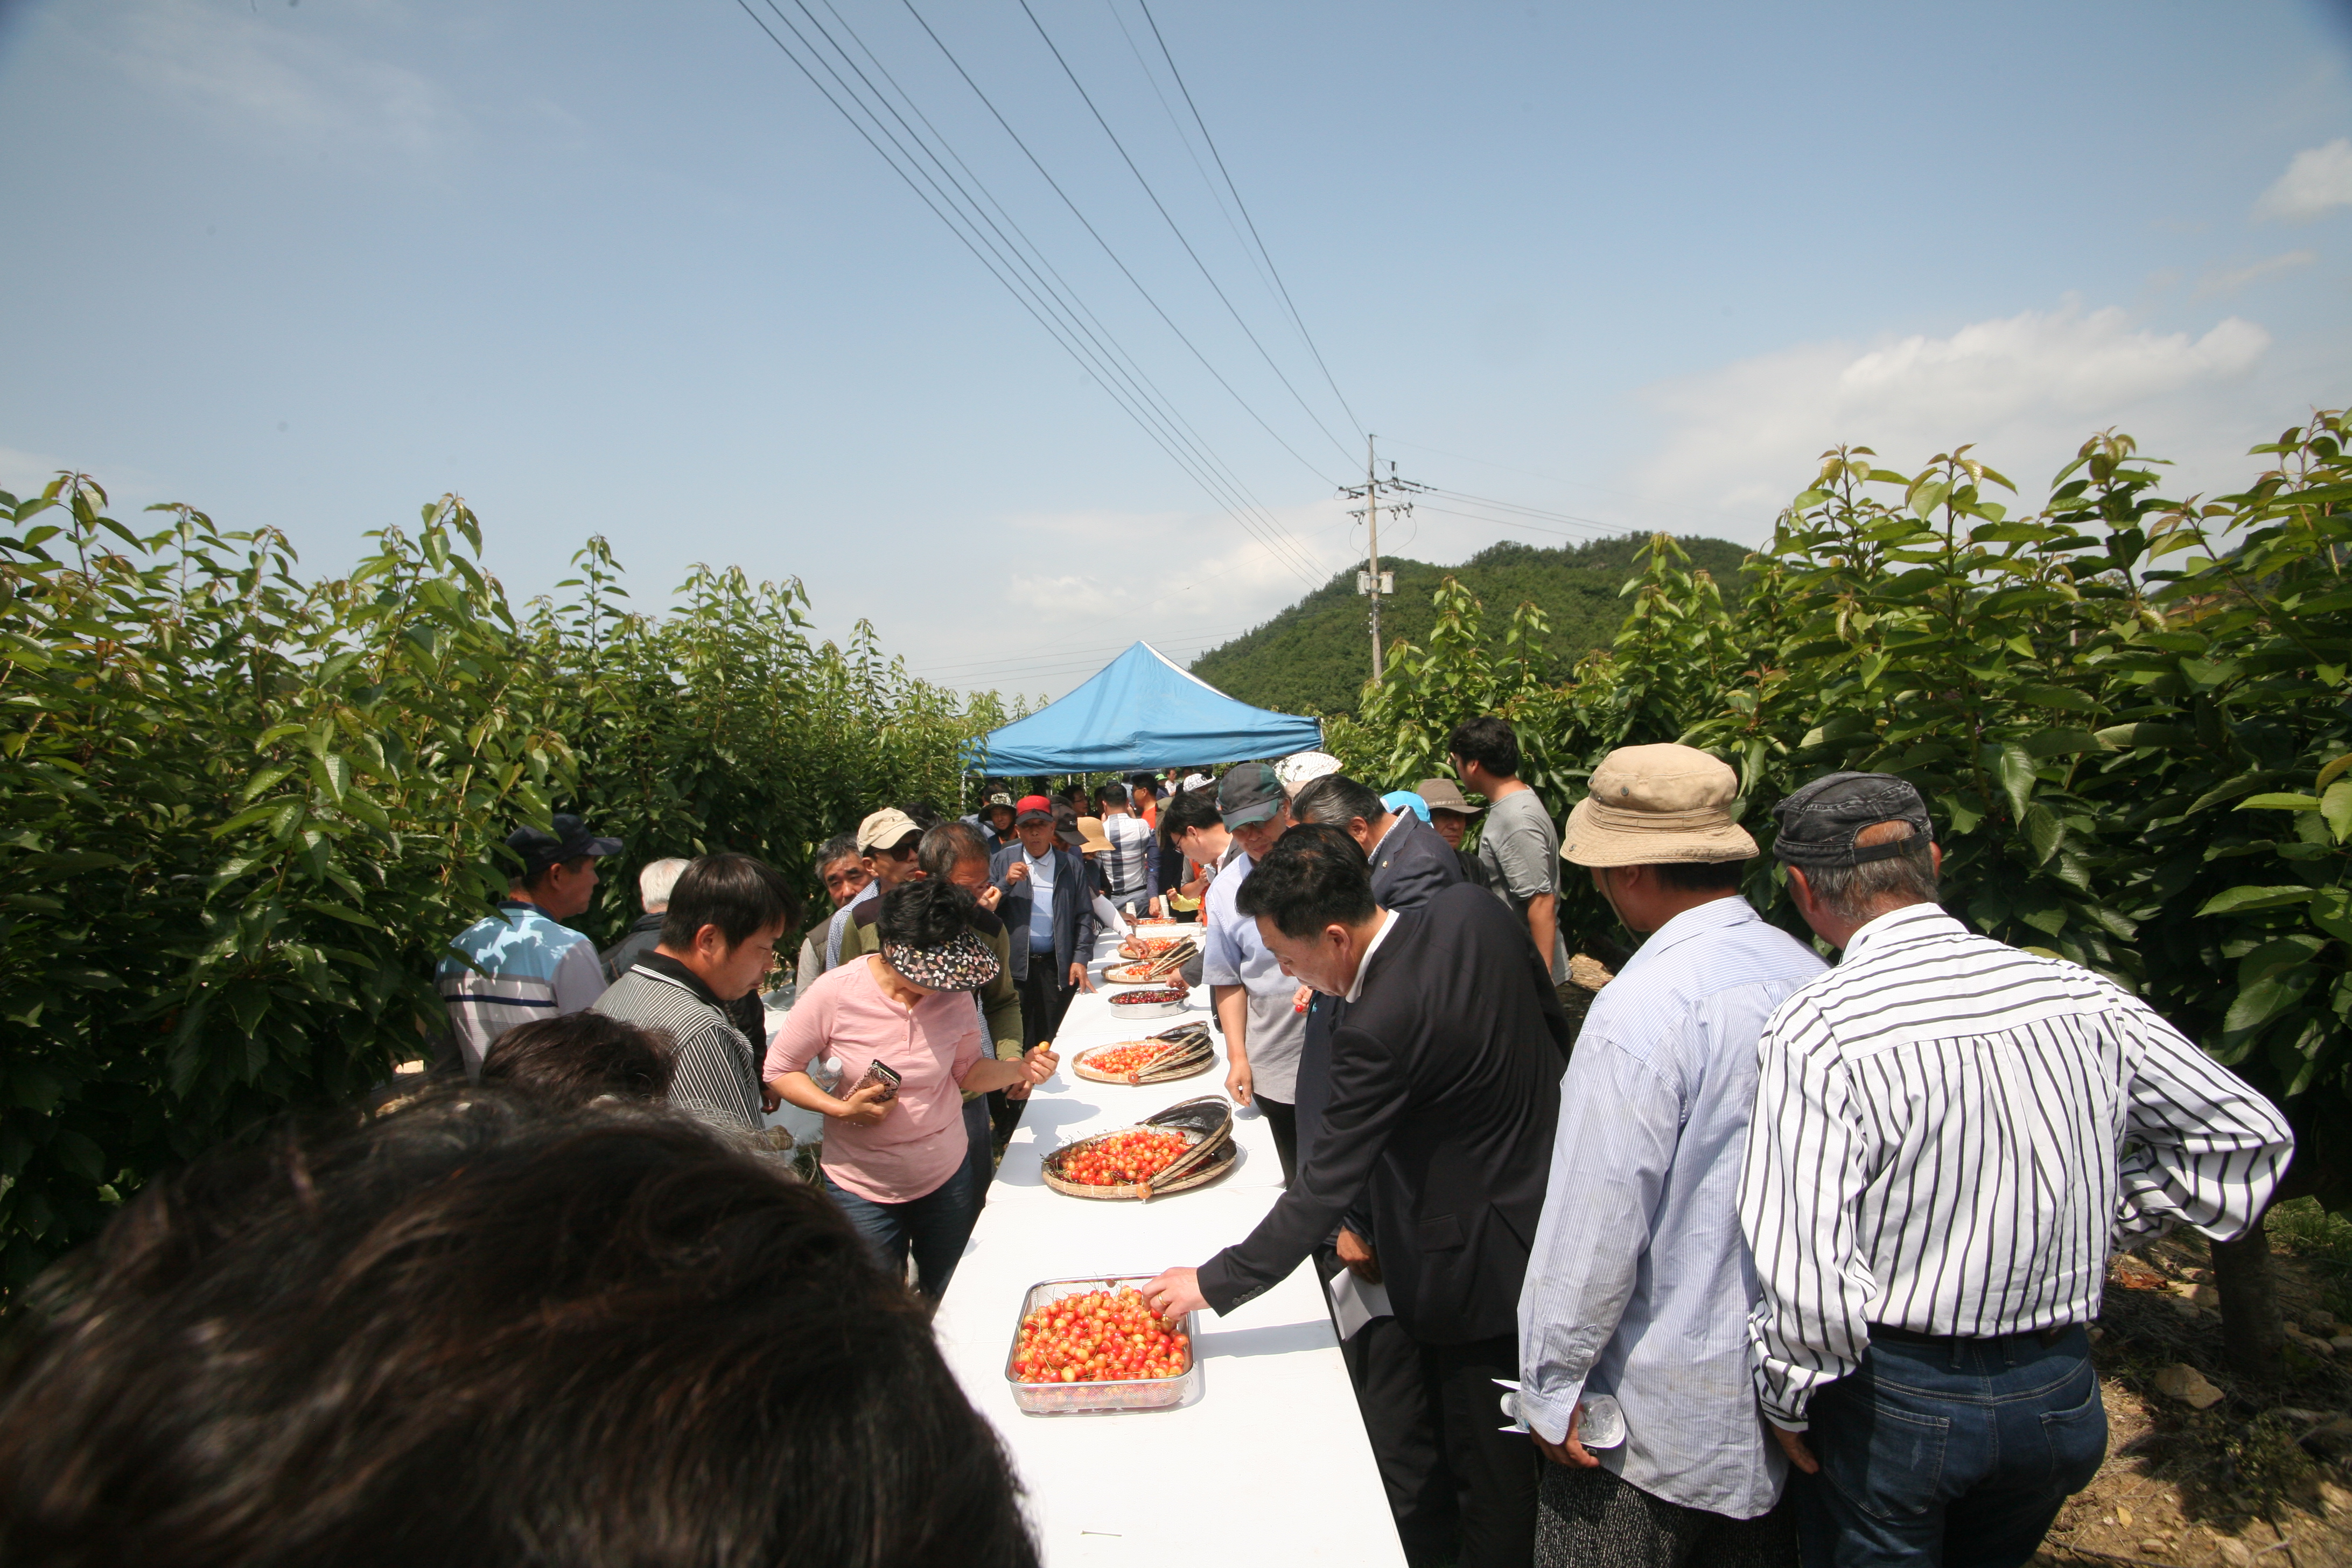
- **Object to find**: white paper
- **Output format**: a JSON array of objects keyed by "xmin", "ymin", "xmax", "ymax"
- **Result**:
[{"xmin": 1326, "ymin": 1266, "xmax": 1394, "ymax": 1340}]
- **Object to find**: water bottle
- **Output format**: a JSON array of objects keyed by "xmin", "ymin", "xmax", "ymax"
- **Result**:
[{"xmin": 1494, "ymin": 1382, "xmax": 1626, "ymax": 1448}]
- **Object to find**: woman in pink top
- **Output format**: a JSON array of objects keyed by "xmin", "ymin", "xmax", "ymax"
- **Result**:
[{"xmin": 767, "ymin": 880, "xmax": 1056, "ymax": 1299}]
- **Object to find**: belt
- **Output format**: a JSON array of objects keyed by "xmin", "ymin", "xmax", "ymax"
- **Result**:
[{"xmin": 1872, "ymin": 1322, "xmax": 2073, "ymax": 1350}]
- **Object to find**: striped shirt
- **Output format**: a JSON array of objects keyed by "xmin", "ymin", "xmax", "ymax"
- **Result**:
[
  {"xmin": 592, "ymin": 956, "xmax": 765, "ymax": 1139},
  {"xmin": 1098, "ymin": 811, "xmax": 1154, "ymax": 903},
  {"xmin": 1738, "ymin": 901, "xmax": 2294, "ymax": 1429}
]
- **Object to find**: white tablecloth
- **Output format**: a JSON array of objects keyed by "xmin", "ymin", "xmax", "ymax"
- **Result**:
[{"xmin": 932, "ymin": 936, "xmax": 1406, "ymax": 1567}]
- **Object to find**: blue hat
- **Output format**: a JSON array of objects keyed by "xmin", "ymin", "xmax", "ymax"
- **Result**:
[{"xmin": 1383, "ymin": 790, "xmax": 1432, "ymax": 824}]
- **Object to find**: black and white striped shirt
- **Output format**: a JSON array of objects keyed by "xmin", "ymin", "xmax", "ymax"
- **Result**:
[
  {"xmin": 592, "ymin": 957, "xmax": 765, "ymax": 1139},
  {"xmin": 1738, "ymin": 902, "xmax": 2293, "ymax": 1428}
]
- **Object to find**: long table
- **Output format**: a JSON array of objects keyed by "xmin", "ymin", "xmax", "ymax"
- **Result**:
[{"xmin": 931, "ymin": 939, "xmax": 1406, "ymax": 1567}]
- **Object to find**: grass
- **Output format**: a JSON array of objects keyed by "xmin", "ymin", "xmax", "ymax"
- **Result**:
[{"xmin": 2266, "ymin": 1198, "xmax": 2352, "ymax": 1321}]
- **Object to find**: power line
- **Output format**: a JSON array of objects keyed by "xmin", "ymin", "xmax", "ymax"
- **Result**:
[
  {"xmin": 899, "ymin": 0, "xmax": 1340, "ymax": 575},
  {"xmin": 734, "ymin": 0, "xmax": 1325, "ymax": 587},
  {"xmin": 777, "ymin": 0, "xmax": 1325, "ymax": 584},
  {"xmin": 1013, "ymin": 0, "xmax": 1361, "ymax": 474},
  {"xmin": 1410, "ymin": 501, "xmax": 1625, "ymax": 542},
  {"xmin": 1132, "ymin": 0, "xmax": 1364, "ymax": 440}
]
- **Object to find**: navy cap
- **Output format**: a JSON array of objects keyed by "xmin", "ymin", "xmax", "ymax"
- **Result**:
[
  {"xmin": 1770, "ymin": 773, "xmax": 1933, "ymax": 868},
  {"xmin": 505, "ymin": 814, "xmax": 622, "ymax": 881}
]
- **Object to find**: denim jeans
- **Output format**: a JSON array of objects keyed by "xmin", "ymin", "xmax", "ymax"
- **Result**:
[
  {"xmin": 1796, "ymin": 1326, "xmax": 2106, "ymax": 1568},
  {"xmin": 821, "ymin": 1158, "xmax": 979, "ymax": 1300}
]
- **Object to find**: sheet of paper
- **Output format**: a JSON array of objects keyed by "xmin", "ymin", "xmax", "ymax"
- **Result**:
[{"xmin": 1326, "ymin": 1265, "xmax": 1394, "ymax": 1340}]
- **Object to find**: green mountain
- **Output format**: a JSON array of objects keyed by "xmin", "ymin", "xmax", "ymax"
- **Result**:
[{"xmin": 1188, "ymin": 534, "xmax": 1753, "ymax": 718}]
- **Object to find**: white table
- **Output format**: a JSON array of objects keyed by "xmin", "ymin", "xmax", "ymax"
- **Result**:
[{"xmin": 932, "ymin": 938, "xmax": 1406, "ymax": 1567}]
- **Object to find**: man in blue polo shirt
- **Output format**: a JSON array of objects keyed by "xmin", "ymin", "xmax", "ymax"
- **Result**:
[{"xmin": 438, "ymin": 813, "xmax": 622, "ymax": 1077}]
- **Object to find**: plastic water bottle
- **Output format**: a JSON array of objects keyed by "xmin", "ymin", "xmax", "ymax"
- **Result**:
[{"xmin": 1494, "ymin": 1382, "xmax": 1626, "ymax": 1448}]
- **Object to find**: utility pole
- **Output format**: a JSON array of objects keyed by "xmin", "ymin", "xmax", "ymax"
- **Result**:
[
  {"xmin": 1344, "ymin": 436, "xmax": 1410, "ymax": 684},
  {"xmin": 1366, "ymin": 435, "xmax": 1383, "ymax": 680}
]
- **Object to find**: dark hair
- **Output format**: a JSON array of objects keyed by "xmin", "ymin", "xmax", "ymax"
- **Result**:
[
  {"xmin": 815, "ymin": 832, "xmax": 862, "ymax": 873},
  {"xmin": 1127, "ymin": 773, "xmax": 1160, "ymax": 792},
  {"xmin": 1232, "ymin": 823, "xmax": 1375, "ymax": 939},
  {"xmin": 1651, "ymin": 860, "xmax": 1748, "ymax": 893},
  {"xmin": 1290, "ymin": 774, "xmax": 1387, "ymax": 830},
  {"xmin": 0, "ymin": 1092, "xmax": 1037, "ymax": 1568},
  {"xmin": 1159, "ymin": 787, "xmax": 1223, "ymax": 849},
  {"xmin": 521, "ymin": 853, "xmax": 593, "ymax": 895},
  {"xmin": 658, "ymin": 853, "xmax": 801, "ymax": 950},
  {"xmin": 918, "ymin": 822, "xmax": 990, "ymax": 881},
  {"xmin": 895, "ymin": 800, "xmax": 946, "ymax": 832},
  {"xmin": 1446, "ymin": 716, "xmax": 1521, "ymax": 779},
  {"xmin": 480, "ymin": 1013, "xmax": 675, "ymax": 1104},
  {"xmin": 1093, "ymin": 783, "xmax": 1130, "ymax": 811},
  {"xmin": 878, "ymin": 877, "xmax": 978, "ymax": 950}
]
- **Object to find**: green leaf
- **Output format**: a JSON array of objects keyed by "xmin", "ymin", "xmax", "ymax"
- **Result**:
[
  {"xmin": 2014, "ymin": 684, "xmax": 2097, "ymax": 712},
  {"xmin": 1998, "ymin": 744, "xmax": 2037, "ymax": 822},
  {"xmin": 49, "ymin": 1130, "xmax": 103, "ymax": 1182},
  {"xmin": 2323, "ymin": 779, "xmax": 2352, "ymax": 844},
  {"xmin": 2312, "ymin": 888, "xmax": 2352, "ymax": 945},
  {"xmin": 2197, "ymin": 885, "xmax": 2318, "ymax": 916},
  {"xmin": 2318, "ymin": 752, "xmax": 2352, "ymax": 791},
  {"xmin": 2093, "ymin": 723, "xmax": 2196, "ymax": 750},
  {"xmin": 2024, "ymin": 803, "xmax": 2064, "ymax": 864},
  {"xmin": 2237, "ymin": 794, "xmax": 2323, "ymax": 811},
  {"xmin": 2024, "ymin": 727, "xmax": 2109, "ymax": 759},
  {"xmin": 2225, "ymin": 970, "xmax": 2311, "ymax": 1035},
  {"xmin": 2240, "ymin": 934, "xmax": 2325, "ymax": 988}
]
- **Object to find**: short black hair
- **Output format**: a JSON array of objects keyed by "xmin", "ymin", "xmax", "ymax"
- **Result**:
[
  {"xmin": 0, "ymin": 1091, "xmax": 1037, "ymax": 1568},
  {"xmin": 815, "ymin": 831, "xmax": 862, "ymax": 873},
  {"xmin": 1291, "ymin": 774, "xmax": 1387, "ymax": 830},
  {"xmin": 1651, "ymin": 860, "xmax": 1748, "ymax": 893},
  {"xmin": 1093, "ymin": 783, "xmax": 1131, "ymax": 811},
  {"xmin": 895, "ymin": 800, "xmax": 947, "ymax": 831},
  {"xmin": 520, "ymin": 853, "xmax": 593, "ymax": 896},
  {"xmin": 659, "ymin": 852, "xmax": 801, "ymax": 949},
  {"xmin": 1159, "ymin": 786, "xmax": 1222, "ymax": 850},
  {"xmin": 1233, "ymin": 823, "xmax": 1376, "ymax": 939},
  {"xmin": 481, "ymin": 1013, "xmax": 674, "ymax": 1104},
  {"xmin": 878, "ymin": 877, "xmax": 978, "ymax": 950},
  {"xmin": 918, "ymin": 821, "xmax": 990, "ymax": 880},
  {"xmin": 1447, "ymin": 716, "xmax": 1521, "ymax": 779}
]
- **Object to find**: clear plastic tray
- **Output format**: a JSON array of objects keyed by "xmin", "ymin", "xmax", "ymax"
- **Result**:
[{"xmin": 1004, "ymin": 1275, "xmax": 1202, "ymax": 1416}]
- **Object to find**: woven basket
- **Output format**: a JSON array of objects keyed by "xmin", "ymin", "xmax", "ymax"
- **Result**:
[{"xmin": 1040, "ymin": 1097, "xmax": 1236, "ymax": 1201}]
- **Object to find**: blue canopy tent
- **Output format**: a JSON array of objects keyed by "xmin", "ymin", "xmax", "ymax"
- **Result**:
[{"xmin": 965, "ymin": 641, "xmax": 1321, "ymax": 775}]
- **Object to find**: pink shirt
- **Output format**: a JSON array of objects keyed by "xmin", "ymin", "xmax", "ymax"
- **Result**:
[{"xmin": 766, "ymin": 956, "xmax": 984, "ymax": 1204}]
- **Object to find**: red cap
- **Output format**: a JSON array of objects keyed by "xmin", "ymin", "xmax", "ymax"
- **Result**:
[{"xmin": 1014, "ymin": 794, "xmax": 1054, "ymax": 823}]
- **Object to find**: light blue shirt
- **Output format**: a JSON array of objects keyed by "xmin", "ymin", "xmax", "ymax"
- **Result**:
[
  {"xmin": 1200, "ymin": 846, "xmax": 1305, "ymax": 1102},
  {"xmin": 1024, "ymin": 846, "xmax": 1057, "ymax": 955},
  {"xmin": 1516, "ymin": 895, "xmax": 1825, "ymax": 1519}
]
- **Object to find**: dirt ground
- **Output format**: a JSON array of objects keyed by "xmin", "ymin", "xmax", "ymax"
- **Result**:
[{"xmin": 2034, "ymin": 1208, "xmax": 2352, "ymax": 1567}]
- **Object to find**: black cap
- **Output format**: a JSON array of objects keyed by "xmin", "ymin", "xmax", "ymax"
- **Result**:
[
  {"xmin": 1770, "ymin": 773, "xmax": 1933, "ymax": 868},
  {"xmin": 505, "ymin": 813, "xmax": 622, "ymax": 881}
]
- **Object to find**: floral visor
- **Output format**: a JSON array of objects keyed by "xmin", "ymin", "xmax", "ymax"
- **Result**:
[{"xmin": 881, "ymin": 928, "xmax": 1002, "ymax": 993}]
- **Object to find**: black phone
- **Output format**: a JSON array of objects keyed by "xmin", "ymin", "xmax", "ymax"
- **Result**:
[{"xmin": 853, "ymin": 1060, "xmax": 902, "ymax": 1103}]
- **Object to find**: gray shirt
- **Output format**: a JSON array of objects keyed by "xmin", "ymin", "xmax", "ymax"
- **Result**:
[
  {"xmin": 1201, "ymin": 846, "xmax": 1306, "ymax": 1103},
  {"xmin": 1478, "ymin": 787, "xmax": 1569, "ymax": 982}
]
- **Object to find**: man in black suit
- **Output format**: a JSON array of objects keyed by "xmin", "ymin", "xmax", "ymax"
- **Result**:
[
  {"xmin": 1147, "ymin": 826, "xmax": 1567, "ymax": 1568},
  {"xmin": 1286, "ymin": 776, "xmax": 1471, "ymax": 1556}
]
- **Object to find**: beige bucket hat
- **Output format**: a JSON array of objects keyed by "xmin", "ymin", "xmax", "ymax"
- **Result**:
[{"xmin": 1562, "ymin": 743, "xmax": 1758, "ymax": 867}]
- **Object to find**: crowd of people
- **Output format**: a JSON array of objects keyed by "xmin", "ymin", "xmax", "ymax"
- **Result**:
[{"xmin": 0, "ymin": 725, "xmax": 2302, "ymax": 1568}]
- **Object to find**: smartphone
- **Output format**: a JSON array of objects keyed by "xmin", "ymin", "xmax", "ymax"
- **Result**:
[{"xmin": 853, "ymin": 1059, "xmax": 902, "ymax": 1103}]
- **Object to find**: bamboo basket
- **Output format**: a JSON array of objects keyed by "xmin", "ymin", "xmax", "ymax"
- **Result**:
[{"xmin": 1040, "ymin": 1097, "xmax": 1236, "ymax": 1201}]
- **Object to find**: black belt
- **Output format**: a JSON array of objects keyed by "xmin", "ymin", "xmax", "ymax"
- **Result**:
[{"xmin": 1872, "ymin": 1322, "xmax": 2073, "ymax": 1349}]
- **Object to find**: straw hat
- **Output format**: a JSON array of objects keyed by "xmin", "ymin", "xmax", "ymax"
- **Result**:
[
  {"xmin": 1073, "ymin": 816, "xmax": 1114, "ymax": 856},
  {"xmin": 1561, "ymin": 744, "xmax": 1758, "ymax": 867}
]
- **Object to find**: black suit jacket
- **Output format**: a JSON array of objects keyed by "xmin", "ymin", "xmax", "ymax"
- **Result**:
[
  {"xmin": 1197, "ymin": 884, "xmax": 1570, "ymax": 1344},
  {"xmin": 1294, "ymin": 814, "xmax": 1465, "ymax": 1152}
]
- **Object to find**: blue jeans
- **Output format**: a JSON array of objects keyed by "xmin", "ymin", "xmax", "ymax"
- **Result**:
[
  {"xmin": 1796, "ymin": 1327, "xmax": 2106, "ymax": 1568},
  {"xmin": 821, "ymin": 1158, "xmax": 979, "ymax": 1300}
]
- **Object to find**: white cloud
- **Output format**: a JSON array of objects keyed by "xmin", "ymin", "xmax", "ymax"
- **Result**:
[
  {"xmin": 2255, "ymin": 139, "xmax": 2352, "ymax": 223},
  {"xmin": 1630, "ymin": 299, "xmax": 2273, "ymax": 533},
  {"xmin": 2197, "ymin": 249, "xmax": 2319, "ymax": 297},
  {"xmin": 67, "ymin": 0, "xmax": 464, "ymax": 159}
]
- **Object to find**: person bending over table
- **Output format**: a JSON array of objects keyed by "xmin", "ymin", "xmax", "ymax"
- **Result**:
[
  {"xmin": 1146, "ymin": 826, "xmax": 1570, "ymax": 1568},
  {"xmin": 766, "ymin": 879, "xmax": 1057, "ymax": 1301}
]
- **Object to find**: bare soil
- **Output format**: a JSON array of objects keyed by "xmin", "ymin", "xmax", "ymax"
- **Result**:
[{"xmin": 2035, "ymin": 1226, "xmax": 2352, "ymax": 1567}]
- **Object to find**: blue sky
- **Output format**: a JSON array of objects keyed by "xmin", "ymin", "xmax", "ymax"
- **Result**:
[{"xmin": 3, "ymin": 0, "xmax": 2348, "ymax": 700}]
